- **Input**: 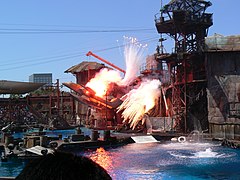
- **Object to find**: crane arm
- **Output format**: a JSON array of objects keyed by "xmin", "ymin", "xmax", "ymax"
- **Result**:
[{"xmin": 86, "ymin": 51, "xmax": 125, "ymax": 74}]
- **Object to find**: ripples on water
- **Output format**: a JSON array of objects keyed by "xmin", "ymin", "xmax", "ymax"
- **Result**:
[
  {"xmin": 81, "ymin": 142, "xmax": 240, "ymax": 180},
  {"xmin": 1, "ymin": 140, "xmax": 240, "ymax": 179},
  {"xmin": 0, "ymin": 158, "xmax": 29, "ymax": 177}
]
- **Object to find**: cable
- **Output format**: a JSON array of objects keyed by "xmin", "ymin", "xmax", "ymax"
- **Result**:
[
  {"xmin": 0, "ymin": 22, "xmax": 153, "ymax": 29},
  {"xmin": 0, "ymin": 28, "xmax": 155, "ymax": 34},
  {"xmin": 0, "ymin": 36, "xmax": 159, "ymax": 71},
  {"xmin": 0, "ymin": 54, "xmax": 81, "ymax": 71}
]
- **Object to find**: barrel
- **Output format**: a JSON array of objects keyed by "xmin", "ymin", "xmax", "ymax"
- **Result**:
[
  {"xmin": 103, "ymin": 130, "xmax": 110, "ymax": 141},
  {"xmin": 40, "ymin": 136, "xmax": 48, "ymax": 147},
  {"xmin": 91, "ymin": 130, "xmax": 99, "ymax": 141}
]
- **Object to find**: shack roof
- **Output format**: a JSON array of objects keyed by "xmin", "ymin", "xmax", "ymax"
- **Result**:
[
  {"xmin": 64, "ymin": 61, "xmax": 106, "ymax": 74},
  {"xmin": 0, "ymin": 80, "xmax": 45, "ymax": 94},
  {"xmin": 205, "ymin": 34, "xmax": 240, "ymax": 52}
]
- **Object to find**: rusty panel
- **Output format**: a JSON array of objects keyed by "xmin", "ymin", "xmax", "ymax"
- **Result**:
[
  {"xmin": 234, "ymin": 125, "xmax": 240, "ymax": 140},
  {"xmin": 209, "ymin": 124, "xmax": 224, "ymax": 139},
  {"xmin": 206, "ymin": 35, "xmax": 240, "ymax": 51}
]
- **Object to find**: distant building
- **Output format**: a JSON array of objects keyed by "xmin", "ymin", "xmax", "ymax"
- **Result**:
[{"xmin": 29, "ymin": 73, "xmax": 52, "ymax": 85}]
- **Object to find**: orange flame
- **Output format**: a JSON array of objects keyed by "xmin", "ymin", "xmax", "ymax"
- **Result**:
[{"xmin": 86, "ymin": 68, "xmax": 122, "ymax": 97}]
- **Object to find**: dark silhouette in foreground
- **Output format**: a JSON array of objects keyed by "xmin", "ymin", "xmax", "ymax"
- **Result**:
[{"xmin": 16, "ymin": 151, "xmax": 112, "ymax": 180}]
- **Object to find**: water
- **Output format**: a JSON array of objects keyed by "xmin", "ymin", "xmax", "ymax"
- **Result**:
[
  {"xmin": 81, "ymin": 142, "xmax": 240, "ymax": 180},
  {"xmin": 12, "ymin": 127, "xmax": 94, "ymax": 139},
  {"xmin": 0, "ymin": 158, "xmax": 29, "ymax": 177},
  {"xmin": 1, "ymin": 133, "xmax": 240, "ymax": 179},
  {"xmin": 0, "ymin": 127, "xmax": 102, "ymax": 177}
]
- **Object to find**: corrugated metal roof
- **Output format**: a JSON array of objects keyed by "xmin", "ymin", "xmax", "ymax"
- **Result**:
[
  {"xmin": 205, "ymin": 34, "xmax": 240, "ymax": 52},
  {"xmin": 64, "ymin": 61, "xmax": 105, "ymax": 74}
]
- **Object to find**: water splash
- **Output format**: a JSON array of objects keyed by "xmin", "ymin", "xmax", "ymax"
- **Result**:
[
  {"xmin": 119, "ymin": 36, "xmax": 147, "ymax": 86},
  {"xmin": 193, "ymin": 148, "xmax": 219, "ymax": 158},
  {"xmin": 162, "ymin": 142, "xmax": 220, "ymax": 150},
  {"xmin": 169, "ymin": 147, "xmax": 236, "ymax": 159},
  {"xmin": 187, "ymin": 130, "xmax": 203, "ymax": 142}
]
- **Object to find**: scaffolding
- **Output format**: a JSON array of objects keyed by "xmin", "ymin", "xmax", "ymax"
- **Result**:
[{"xmin": 154, "ymin": 0, "xmax": 213, "ymax": 132}]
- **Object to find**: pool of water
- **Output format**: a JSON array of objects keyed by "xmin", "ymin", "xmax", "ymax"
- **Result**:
[
  {"xmin": 1, "ymin": 137, "xmax": 240, "ymax": 179},
  {"xmin": 81, "ymin": 141, "xmax": 240, "ymax": 180}
]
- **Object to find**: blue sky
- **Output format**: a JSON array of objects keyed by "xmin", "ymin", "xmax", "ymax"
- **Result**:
[{"xmin": 0, "ymin": 0, "xmax": 239, "ymax": 88}]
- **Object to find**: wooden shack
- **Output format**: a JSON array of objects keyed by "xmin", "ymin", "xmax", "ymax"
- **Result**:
[{"xmin": 205, "ymin": 34, "xmax": 240, "ymax": 140}]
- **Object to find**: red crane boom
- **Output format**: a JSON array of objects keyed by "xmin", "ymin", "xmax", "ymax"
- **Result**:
[{"xmin": 86, "ymin": 51, "xmax": 125, "ymax": 74}]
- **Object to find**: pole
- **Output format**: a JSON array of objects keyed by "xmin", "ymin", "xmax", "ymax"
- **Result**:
[
  {"xmin": 184, "ymin": 59, "xmax": 187, "ymax": 133},
  {"xmin": 105, "ymin": 90, "xmax": 107, "ymax": 127},
  {"xmin": 56, "ymin": 79, "xmax": 60, "ymax": 116}
]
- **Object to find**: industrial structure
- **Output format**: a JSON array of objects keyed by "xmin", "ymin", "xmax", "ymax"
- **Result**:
[
  {"xmin": 62, "ymin": 0, "xmax": 240, "ymax": 140},
  {"xmin": 152, "ymin": 0, "xmax": 240, "ymax": 140},
  {"xmin": 153, "ymin": 0, "xmax": 213, "ymax": 133}
]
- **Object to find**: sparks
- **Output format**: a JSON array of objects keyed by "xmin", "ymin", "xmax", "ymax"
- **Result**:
[{"xmin": 117, "ymin": 79, "xmax": 161, "ymax": 129}]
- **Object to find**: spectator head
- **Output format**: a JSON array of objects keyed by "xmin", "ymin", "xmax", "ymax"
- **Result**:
[{"xmin": 16, "ymin": 150, "xmax": 112, "ymax": 180}]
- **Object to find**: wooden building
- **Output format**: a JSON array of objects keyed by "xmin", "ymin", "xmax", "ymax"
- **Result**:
[
  {"xmin": 64, "ymin": 61, "xmax": 108, "ymax": 125},
  {"xmin": 205, "ymin": 34, "xmax": 240, "ymax": 140}
]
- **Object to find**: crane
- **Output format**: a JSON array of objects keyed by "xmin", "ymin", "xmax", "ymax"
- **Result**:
[{"xmin": 86, "ymin": 51, "xmax": 125, "ymax": 74}]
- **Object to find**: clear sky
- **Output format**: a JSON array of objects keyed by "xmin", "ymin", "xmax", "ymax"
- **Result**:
[{"xmin": 0, "ymin": 0, "xmax": 239, "ymax": 88}]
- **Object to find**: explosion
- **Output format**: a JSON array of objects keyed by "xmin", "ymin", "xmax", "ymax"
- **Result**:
[
  {"xmin": 117, "ymin": 79, "xmax": 161, "ymax": 129},
  {"xmin": 86, "ymin": 68, "xmax": 122, "ymax": 97},
  {"xmin": 85, "ymin": 37, "xmax": 161, "ymax": 129}
]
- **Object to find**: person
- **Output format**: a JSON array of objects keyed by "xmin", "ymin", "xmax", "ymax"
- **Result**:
[{"xmin": 16, "ymin": 150, "xmax": 112, "ymax": 180}]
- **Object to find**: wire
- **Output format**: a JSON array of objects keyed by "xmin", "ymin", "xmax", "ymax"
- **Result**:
[
  {"xmin": 0, "ymin": 22, "xmax": 153, "ymax": 29},
  {"xmin": 0, "ymin": 36, "xmax": 159, "ymax": 71},
  {"xmin": 0, "ymin": 54, "xmax": 81, "ymax": 71},
  {"xmin": 0, "ymin": 28, "xmax": 155, "ymax": 34},
  {"xmin": 1, "ymin": 52, "xmax": 81, "ymax": 66},
  {"xmin": 1, "ymin": 36, "xmax": 158, "ymax": 66}
]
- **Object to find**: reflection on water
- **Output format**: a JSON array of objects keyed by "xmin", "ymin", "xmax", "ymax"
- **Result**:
[
  {"xmin": 87, "ymin": 147, "xmax": 113, "ymax": 172},
  {"xmin": 1, "ymin": 137, "xmax": 240, "ymax": 179},
  {"xmin": 81, "ymin": 142, "xmax": 240, "ymax": 180}
]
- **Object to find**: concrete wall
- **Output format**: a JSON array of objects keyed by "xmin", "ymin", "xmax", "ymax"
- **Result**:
[
  {"xmin": 206, "ymin": 51, "xmax": 240, "ymax": 139},
  {"xmin": 149, "ymin": 117, "xmax": 174, "ymax": 132}
]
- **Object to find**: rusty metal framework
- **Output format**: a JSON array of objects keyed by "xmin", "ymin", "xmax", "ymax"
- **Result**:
[{"xmin": 155, "ymin": 0, "xmax": 213, "ymax": 132}]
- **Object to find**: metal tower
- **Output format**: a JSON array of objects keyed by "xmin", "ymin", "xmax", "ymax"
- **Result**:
[{"xmin": 155, "ymin": 0, "xmax": 213, "ymax": 132}]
